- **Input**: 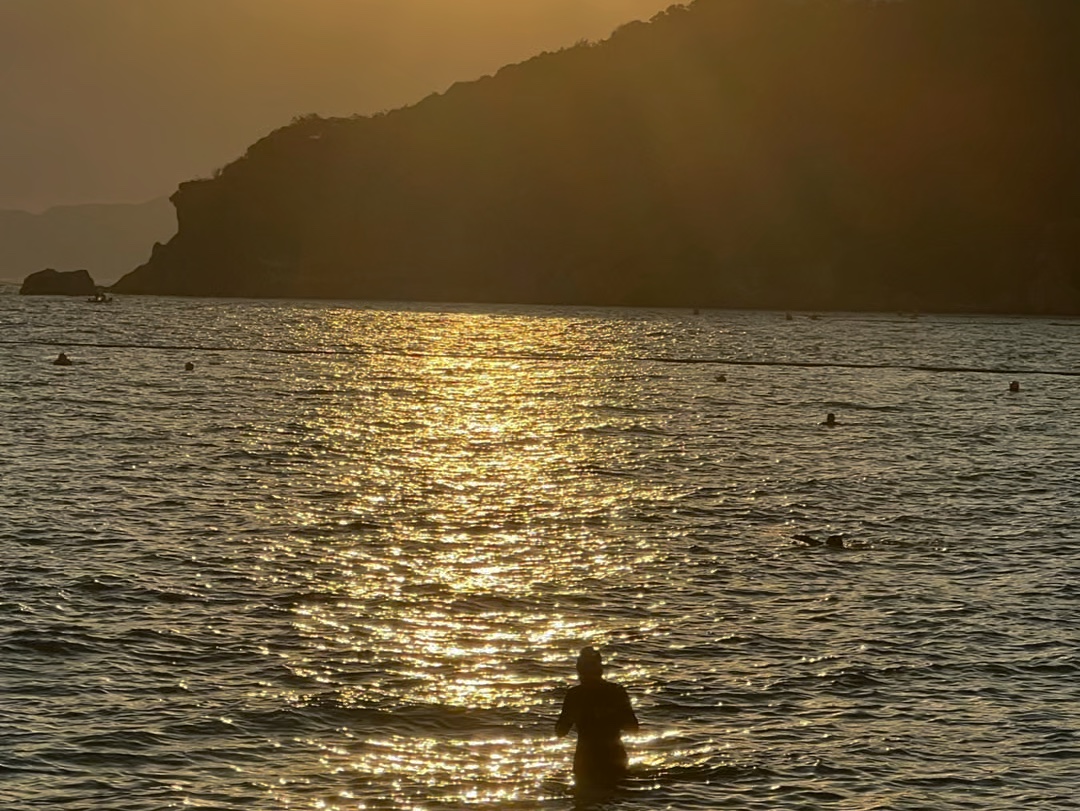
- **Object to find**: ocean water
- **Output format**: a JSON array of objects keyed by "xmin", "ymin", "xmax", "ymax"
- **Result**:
[{"xmin": 2, "ymin": 287, "xmax": 1079, "ymax": 810}]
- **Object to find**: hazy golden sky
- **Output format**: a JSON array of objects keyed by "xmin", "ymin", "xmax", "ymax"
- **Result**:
[{"xmin": 0, "ymin": 0, "xmax": 675, "ymax": 211}]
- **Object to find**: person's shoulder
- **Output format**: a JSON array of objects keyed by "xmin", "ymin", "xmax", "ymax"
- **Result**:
[{"xmin": 601, "ymin": 679, "xmax": 630, "ymax": 696}]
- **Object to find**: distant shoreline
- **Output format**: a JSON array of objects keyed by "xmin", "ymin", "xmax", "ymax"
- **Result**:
[{"xmin": 5, "ymin": 281, "xmax": 1078, "ymax": 321}]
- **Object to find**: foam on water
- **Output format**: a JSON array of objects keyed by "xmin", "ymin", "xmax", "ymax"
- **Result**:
[{"xmin": 1, "ymin": 290, "xmax": 1078, "ymax": 809}]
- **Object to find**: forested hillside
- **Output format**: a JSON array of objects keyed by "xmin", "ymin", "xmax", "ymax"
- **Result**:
[{"xmin": 112, "ymin": 0, "xmax": 1080, "ymax": 313}]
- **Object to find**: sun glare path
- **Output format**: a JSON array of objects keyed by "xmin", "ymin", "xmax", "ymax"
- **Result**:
[{"xmin": 254, "ymin": 311, "xmax": 664, "ymax": 806}]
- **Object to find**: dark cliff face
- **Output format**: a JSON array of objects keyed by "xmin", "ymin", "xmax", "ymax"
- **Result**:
[{"xmin": 112, "ymin": 0, "xmax": 1080, "ymax": 314}]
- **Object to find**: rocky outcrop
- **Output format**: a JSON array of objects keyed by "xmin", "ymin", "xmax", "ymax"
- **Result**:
[
  {"xmin": 0, "ymin": 199, "xmax": 175, "ymax": 286},
  {"xmin": 20, "ymin": 268, "xmax": 98, "ymax": 296}
]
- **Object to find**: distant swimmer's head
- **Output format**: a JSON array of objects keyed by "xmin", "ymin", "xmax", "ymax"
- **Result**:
[
  {"xmin": 1009, "ymin": 380, "xmax": 1020, "ymax": 393},
  {"xmin": 185, "ymin": 362, "xmax": 195, "ymax": 371},
  {"xmin": 576, "ymin": 646, "xmax": 604, "ymax": 680},
  {"xmin": 824, "ymin": 412, "xmax": 836, "ymax": 426}
]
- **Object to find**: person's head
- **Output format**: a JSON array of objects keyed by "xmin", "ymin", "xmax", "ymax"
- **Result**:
[
  {"xmin": 825, "ymin": 412, "xmax": 836, "ymax": 424},
  {"xmin": 576, "ymin": 646, "xmax": 604, "ymax": 682}
]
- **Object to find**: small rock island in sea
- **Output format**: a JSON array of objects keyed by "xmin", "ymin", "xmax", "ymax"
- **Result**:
[
  {"xmin": 110, "ymin": 0, "xmax": 1080, "ymax": 315},
  {"xmin": 20, "ymin": 268, "xmax": 98, "ymax": 296}
]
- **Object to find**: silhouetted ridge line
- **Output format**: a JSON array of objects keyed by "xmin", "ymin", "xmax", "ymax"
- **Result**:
[
  {"xmin": 110, "ymin": 0, "xmax": 1080, "ymax": 315},
  {"xmin": 4, "ymin": 339, "xmax": 1076, "ymax": 376}
]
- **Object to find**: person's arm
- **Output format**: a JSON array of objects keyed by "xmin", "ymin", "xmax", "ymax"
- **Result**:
[{"xmin": 555, "ymin": 688, "xmax": 576, "ymax": 737}]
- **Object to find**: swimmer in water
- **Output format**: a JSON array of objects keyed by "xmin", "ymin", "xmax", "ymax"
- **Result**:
[
  {"xmin": 53, "ymin": 352, "xmax": 72, "ymax": 366},
  {"xmin": 185, "ymin": 362, "xmax": 195, "ymax": 371},
  {"xmin": 791, "ymin": 533, "xmax": 847, "ymax": 549},
  {"xmin": 1009, "ymin": 381, "xmax": 1020, "ymax": 393},
  {"xmin": 555, "ymin": 646, "xmax": 639, "ymax": 788},
  {"xmin": 822, "ymin": 412, "xmax": 837, "ymax": 426}
]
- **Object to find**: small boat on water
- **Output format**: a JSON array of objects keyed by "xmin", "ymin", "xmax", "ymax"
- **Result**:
[{"xmin": 87, "ymin": 293, "xmax": 113, "ymax": 303}]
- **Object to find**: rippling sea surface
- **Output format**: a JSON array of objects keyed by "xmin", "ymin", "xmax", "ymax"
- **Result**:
[{"xmin": 2, "ymin": 287, "xmax": 1079, "ymax": 810}]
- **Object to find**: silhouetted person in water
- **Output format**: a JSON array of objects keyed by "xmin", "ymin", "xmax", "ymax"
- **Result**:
[
  {"xmin": 822, "ymin": 412, "xmax": 837, "ymax": 426},
  {"xmin": 53, "ymin": 352, "xmax": 72, "ymax": 366},
  {"xmin": 185, "ymin": 362, "xmax": 195, "ymax": 371},
  {"xmin": 556, "ymin": 646, "xmax": 639, "ymax": 787},
  {"xmin": 1009, "ymin": 380, "xmax": 1020, "ymax": 393}
]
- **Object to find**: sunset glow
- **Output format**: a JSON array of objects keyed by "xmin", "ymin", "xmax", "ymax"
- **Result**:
[{"xmin": 0, "ymin": 0, "xmax": 675, "ymax": 211}]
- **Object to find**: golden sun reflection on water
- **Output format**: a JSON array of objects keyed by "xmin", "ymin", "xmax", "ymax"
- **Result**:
[{"xmin": 260, "ymin": 312, "xmax": 658, "ymax": 807}]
